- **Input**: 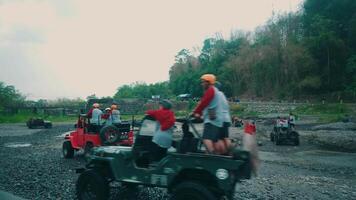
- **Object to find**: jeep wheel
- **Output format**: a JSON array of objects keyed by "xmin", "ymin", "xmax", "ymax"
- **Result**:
[
  {"xmin": 100, "ymin": 125, "xmax": 121, "ymax": 145},
  {"xmin": 63, "ymin": 141, "xmax": 74, "ymax": 158},
  {"xmin": 84, "ymin": 142, "xmax": 94, "ymax": 158},
  {"xmin": 76, "ymin": 170, "xmax": 109, "ymax": 200},
  {"xmin": 170, "ymin": 181, "xmax": 216, "ymax": 200}
]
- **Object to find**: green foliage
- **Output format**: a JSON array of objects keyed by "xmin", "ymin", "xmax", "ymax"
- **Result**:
[
  {"xmin": 114, "ymin": 82, "xmax": 172, "ymax": 99},
  {"xmin": 0, "ymin": 113, "xmax": 77, "ymax": 123},
  {"xmin": 230, "ymin": 104, "xmax": 246, "ymax": 114},
  {"xmin": 0, "ymin": 82, "xmax": 25, "ymax": 110},
  {"xmin": 294, "ymin": 103, "xmax": 350, "ymax": 115},
  {"xmin": 294, "ymin": 103, "xmax": 353, "ymax": 123},
  {"xmin": 167, "ymin": 0, "xmax": 356, "ymax": 100}
]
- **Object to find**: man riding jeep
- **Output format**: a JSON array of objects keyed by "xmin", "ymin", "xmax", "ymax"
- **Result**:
[{"xmin": 193, "ymin": 74, "xmax": 227, "ymax": 154}]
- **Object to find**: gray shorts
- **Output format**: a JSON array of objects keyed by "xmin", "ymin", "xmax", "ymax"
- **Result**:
[{"xmin": 203, "ymin": 123, "xmax": 220, "ymax": 142}]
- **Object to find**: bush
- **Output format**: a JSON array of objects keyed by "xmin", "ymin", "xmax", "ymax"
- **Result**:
[{"xmin": 230, "ymin": 104, "xmax": 246, "ymax": 114}]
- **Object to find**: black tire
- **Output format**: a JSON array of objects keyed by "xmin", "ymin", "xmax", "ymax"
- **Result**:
[
  {"xmin": 119, "ymin": 183, "xmax": 138, "ymax": 200},
  {"xmin": 291, "ymin": 131, "xmax": 299, "ymax": 146},
  {"xmin": 84, "ymin": 142, "xmax": 94, "ymax": 158},
  {"xmin": 275, "ymin": 136, "xmax": 281, "ymax": 145},
  {"xmin": 76, "ymin": 169, "xmax": 109, "ymax": 200},
  {"xmin": 170, "ymin": 181, "xmax": 216, "ymax": 200},
  {"xmin": 270, "ymin": 132, "xmax": 274, "ymax": 142},
  {"xmin": 100, "ymin": 125, "xmax": 121, "ymax": 145},
  {"xmin": 44, "ymin": 123, "xmax": 52, "ymax": 129},
  {"xmin": 294, "ymin": 137, "xmax": 300, "ymax": 146},
  {"xmin": 63, "ymin": 141, "xmax": 74, "ymax": 158}
]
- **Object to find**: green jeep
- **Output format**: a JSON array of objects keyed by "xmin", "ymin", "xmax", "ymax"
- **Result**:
[{"xmin": 76, "ymin": 116, "xmax": 252, "ymax": 200}]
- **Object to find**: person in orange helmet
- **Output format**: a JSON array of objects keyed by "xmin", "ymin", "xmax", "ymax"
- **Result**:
[{"xmin": 192, "ymin": 74, "xmax": 226, "ymax": 154}]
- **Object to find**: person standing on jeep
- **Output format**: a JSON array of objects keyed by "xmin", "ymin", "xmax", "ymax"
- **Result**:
[
  {"xmin": 215, "ymin": 81, "xmax": 232, "ymax": 154},
  {"xmin": 86, "ymin": 103, "xmax": 98, "ymax": 119},
  {"xmin": 193, "ymin": 74, "xmax": 226, "ymax": 154},
  {"xmin": 87, "ymin": 103, "xmax": 102, "ymax": 125},
  {"xmin": 110, "ymin": 103, "xmax": 121, "ymax": 124},
  {"xmin": 104, "ymin": 103, "xmax": 121, "ymax": 125},
  {"xmin": 145, "ymin": 99, "xmax": 176, "ymax": 161}
]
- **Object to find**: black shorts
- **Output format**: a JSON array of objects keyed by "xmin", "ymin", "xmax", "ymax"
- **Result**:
[
  {"xmin": 203, "ymin": 123, "xmax": 220, "ymax": 142},
  {"xmin": 219, "ymin": 122, "xmax": 231, "ymax": 139}
]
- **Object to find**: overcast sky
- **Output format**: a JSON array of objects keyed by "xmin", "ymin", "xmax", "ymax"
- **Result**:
[{"xmin": 0, "ymin": 0, "xmax": 303, "ymax": 100}]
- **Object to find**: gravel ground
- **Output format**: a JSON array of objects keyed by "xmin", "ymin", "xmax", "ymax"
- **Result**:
[{"xmin": 0, "ymin": 123, "xmax": 355, "ymax": 200}]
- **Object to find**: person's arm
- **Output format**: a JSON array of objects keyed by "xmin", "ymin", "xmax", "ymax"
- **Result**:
[
  {"xmin": 160, "ymin": 112, "xmax": 176, "ymax": 131},
  {"xmin": 146, "ymin": 110, "xmax": 159, "ymax": 119},
  {"xmin": 87, "ymin": 108, "xmax": 93, "ymax": 118},
  {"xmin": 101, "ymin": 113, "xmax": 109, "ymax": 119},
  {"xmin": 193, "ymin": 86, "xmax": 215, "ymax": 116}
]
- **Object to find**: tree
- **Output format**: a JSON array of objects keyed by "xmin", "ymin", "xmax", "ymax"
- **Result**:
[{"xmin": 0, "ymin": 82, "xmax": 25, "ymax": 110}]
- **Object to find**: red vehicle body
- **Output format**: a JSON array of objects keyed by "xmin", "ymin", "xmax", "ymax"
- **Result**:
[{"xmin": 62, "ymin": 114, "xmax": 134, "ymax": 158}]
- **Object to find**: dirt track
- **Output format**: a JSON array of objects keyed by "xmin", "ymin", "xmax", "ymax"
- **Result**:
[{"xmin": 0, "ymin": 123, "xmax": 355, "ymax": 199}]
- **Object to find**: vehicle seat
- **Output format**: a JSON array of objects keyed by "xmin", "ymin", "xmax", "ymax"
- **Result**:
[
  {"xmin": 132, "ymin": 135, "xmax": 157, "ymax": 168},
  {"xmin": 177, "ymin": 138, "xmax": 199, "ymax": 154}
]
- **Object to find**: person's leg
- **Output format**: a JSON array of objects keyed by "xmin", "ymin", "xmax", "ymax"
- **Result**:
[
  {"xmin": 213, "ymin": 140, "xmax": 227, "ymax": 154},
  {"xmin": 203, "ymin": 139, "xmax": 215, "ymax": 153},
  {"xmin": 202, "ymin": 123, "xmax": 219, "ymax": 153},
  {"xmin": 218, "ymin": 122, "xmax": 231, "ymax": 154}
]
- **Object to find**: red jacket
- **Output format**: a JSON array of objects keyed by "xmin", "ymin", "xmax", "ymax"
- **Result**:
[
  {"xmin": 194, "ymin": 86, "xmax": 215, "ymax": 115},
  {"xmin": 146, "ymin": 108, "xmax": 176, "ymax": 131},
  {"xmin": 87, "ymin": 108, "xmax": 94, "ymax": 118}
]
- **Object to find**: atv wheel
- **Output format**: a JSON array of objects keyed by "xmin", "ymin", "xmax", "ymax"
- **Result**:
[
  {"xmin": 294, "ymin": 138, "xmax": 300, "ymax": 146},
  {"xmin": 275, "ymin": 136, "xmax": 281, "ymax": 145},
  {"xmin": 76, "ymin": 170, "xmax": 109, "ymax": 200},
  {"xmin": 291, "ymin": 131, "xmax": 299, "ymax": 146},
  {"xmin": 63, "ymin": 141, "xmax": 74, "ymax": 158},
  {"xmin": 270, "ymin": 132, "xmax": 274, "ymax": 142},
  {"xmin": 170, "ymin": 181, "xmax": 216, "ymax": 200},
  {"xmin": 100, "ymin": 125, "xmax": 121, "ymax": 145}
]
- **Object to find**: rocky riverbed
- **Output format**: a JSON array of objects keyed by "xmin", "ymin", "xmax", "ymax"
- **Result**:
[{"xmin": 0, "ymin": 122, "xmax": 355, "ymax": 199}]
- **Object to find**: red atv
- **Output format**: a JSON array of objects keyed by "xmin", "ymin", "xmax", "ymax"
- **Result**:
[{"xmin": 62, "ymin": 114, "xmax": 134, "ymax": 158}]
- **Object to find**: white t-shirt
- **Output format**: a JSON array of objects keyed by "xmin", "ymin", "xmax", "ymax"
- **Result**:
[{"xmin": 90, "ymin": 108, "xmax": 103, "ymax": 125}]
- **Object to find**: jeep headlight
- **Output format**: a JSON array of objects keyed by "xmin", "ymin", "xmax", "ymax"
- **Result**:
[{"xmin": 216, "ymin": 169, "xmax": 229, "ymax": 180}]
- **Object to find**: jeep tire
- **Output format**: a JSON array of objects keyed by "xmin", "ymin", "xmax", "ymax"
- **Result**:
[
  {"xmin": 76, "ymin": 169, "xmax": 109, "ymax": 200},
  {"xmin": 84, "ymin": 142, "xmax": 94, "ymax": 158},
  {"xmin": 170, "ymin": 181, "xmax": 216, "ymax": 200},
  {"xmin": 63, "ymin": 141, "xmax": 74, "ymax": 158},
  {"xmin": 99, "ymin": 125, "xmax": 121, "ymax": 145}
]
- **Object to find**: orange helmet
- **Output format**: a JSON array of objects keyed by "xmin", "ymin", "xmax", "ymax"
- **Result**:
[{"xmin": 200, "ymin": 74, "xmax": 216, "ymax": 84}]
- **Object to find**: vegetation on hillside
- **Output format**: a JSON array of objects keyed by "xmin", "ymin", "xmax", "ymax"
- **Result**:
[{"xmin": 168, "ymin": 0, "xmax": 356, "ymax": 100}]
